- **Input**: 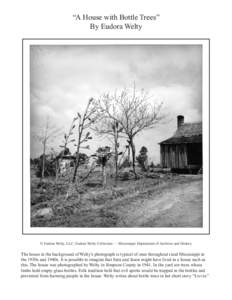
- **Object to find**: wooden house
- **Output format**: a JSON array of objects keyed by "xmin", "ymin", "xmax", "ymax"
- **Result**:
[{"xmin": 159, "ymin": 115, "xmax": 202, "ymax": 173}]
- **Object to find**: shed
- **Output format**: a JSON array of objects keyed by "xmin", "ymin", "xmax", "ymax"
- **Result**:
[{"xmin": 159, "ymin": 115, "xmax": 202, "ymax": 173}]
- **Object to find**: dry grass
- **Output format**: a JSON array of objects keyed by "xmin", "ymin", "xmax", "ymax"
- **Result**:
[{"xmin": 30, "ymin": 167, "xmax": 202, "ymax": 228}]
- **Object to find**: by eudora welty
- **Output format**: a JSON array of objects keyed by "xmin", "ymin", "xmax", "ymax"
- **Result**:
[{"xmin": 90, "ymin": 23, "xmax": 142, "ymax": 31}]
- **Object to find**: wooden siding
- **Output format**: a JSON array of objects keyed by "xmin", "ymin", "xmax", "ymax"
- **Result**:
[{"xmin": 160, "ymin": 144, "xmax": 188, "ymax": 169}]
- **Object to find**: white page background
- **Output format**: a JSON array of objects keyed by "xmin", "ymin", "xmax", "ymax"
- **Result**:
[{"xmin": 0, "ymin": 0, "xmax": 231, "ymax": 299}]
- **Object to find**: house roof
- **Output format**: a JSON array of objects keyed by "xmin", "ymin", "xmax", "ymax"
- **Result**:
[{"xmin": 160, "ymin": 122, "xmax": 202, "ymax": 144}]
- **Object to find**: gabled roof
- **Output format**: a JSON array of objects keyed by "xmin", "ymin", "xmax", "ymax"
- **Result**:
[{"xmin": 160, "ymin": 122, "xmax": 202, "ymax": 144}]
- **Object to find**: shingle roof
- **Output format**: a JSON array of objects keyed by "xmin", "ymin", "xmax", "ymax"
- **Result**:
[{"xmin": 160, "ymin": 122, "xmax": 202, "ymax": 144}]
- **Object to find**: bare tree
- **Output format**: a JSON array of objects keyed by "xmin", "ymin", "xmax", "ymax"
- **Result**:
[
  {"xmin": 95, "ymin": 85, "xmax": 163, "ymax": 178},
  {"xmin": 54, "ymin": 117, "xmax": 77, "ymax": 184},
  {"xmin": 59, "ymin": 117, "xmax": 76, "ymax": 154},
  {"xmin": 32, "ymin": 117, "xmax": 61, "ymax": 179},
  {"xmin": 93, "ymin": 146, "xmax": 112, "ymax": 188},
  {"xmin": 72, "ymin": 98, "xmax": 98, "ymax": 183},
  {"xmin": 62, "ymin": 98, "xmax": 98, "ymax": 200},
  {"xmin": 93, "ymin": 117, "xmax": 123, "ymax": 182}
]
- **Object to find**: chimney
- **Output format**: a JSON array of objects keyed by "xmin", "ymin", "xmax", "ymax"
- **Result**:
[{"xmin": 177, "ymin": 115, "xmax": 184, "ymax": 128}]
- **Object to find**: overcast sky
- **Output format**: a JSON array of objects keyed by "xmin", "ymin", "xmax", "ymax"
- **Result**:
[{"xmin": 30, "ymin": 44, "xmax": 202, "ymax": 163}]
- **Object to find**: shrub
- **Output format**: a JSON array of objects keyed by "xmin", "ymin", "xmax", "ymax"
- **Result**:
[
  {"xmin": 136, "ymin": 146, "xmax": 148, "ymax": 171},
  {"xmin": 150, "ymin": 161, "xmax": 155, "ymax": 168},
  {"xmin": 35, "ymin": 156, "xmax": 56, "ymax": 178},
  {"xmin": 121, "ymin": 171, "xmax": 130, "ymax": 181}
]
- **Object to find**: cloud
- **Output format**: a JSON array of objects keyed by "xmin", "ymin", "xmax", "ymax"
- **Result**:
[{"xmin": 30, "ymin": 44, "xmax": 202, "ymax": 160}]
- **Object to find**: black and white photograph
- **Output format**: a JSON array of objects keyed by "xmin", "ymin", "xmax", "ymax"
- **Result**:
[{"xmin": 23, "ymin": 39, "xmax": 209, "ymax": 233}]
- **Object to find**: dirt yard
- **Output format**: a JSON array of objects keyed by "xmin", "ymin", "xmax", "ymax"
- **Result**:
[
  {"xmin": 31, "ymin": 170, "xmax": 202, "ymax": 228},
  {"xmin": 115, "ymin": 179, "xmax": 202, "ymax": 227}
]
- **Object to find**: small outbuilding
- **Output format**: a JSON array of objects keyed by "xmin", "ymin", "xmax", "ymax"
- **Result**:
[{"xmin": 159, "ymin": 115, "xmax": 202, "ymax": 173}]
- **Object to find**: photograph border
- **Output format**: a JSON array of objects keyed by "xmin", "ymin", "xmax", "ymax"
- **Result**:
[{"xmin": 22, "ymin": 38, "xmax": 210, "ymax": 235}]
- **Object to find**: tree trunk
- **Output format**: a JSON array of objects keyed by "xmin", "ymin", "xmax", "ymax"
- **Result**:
[
  {"xmin": 115, "ymin": 150, "xmax": 118, "ymax": 182},
  {"xmin": 41, "ymin": 141, "xmax": 46, "ymax": 179},
  {"xmin": 130, "ymin": 138, "xmax": 137, "ymax": 179},
  {"xmin": 72, "ymin": 136, "xmax": 81, "ymax": 183},
  {"xmin": 114, "ymin": 126, "xmax": 118, "ymax": 182},
  {"xmin": 72, "ymin": 152, "xmax": 80, "ymax": 183},
  {"xmin": 55, "ymin": 158, "xmax": 60, "ymax": 183},
  {"xmin": 128, "ymin": 146, "xmax": 130, "ymax": 165},
  {"xmin": 102, "ymin": 164, "xmax": 107, "ymax": 188}
]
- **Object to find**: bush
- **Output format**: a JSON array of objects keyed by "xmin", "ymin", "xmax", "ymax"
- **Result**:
[
  {"xmin": 136, "ymin": 146, "xmax": 148, "ymax": 171},
  {"xmin": 150, "ymin": 161, "xmax": 155, "ymax": 168},
  {"xmin": 121, "ymin": 171, "xmax": 130, "ymax": 181},
  {"xmin": 35, "ymin": 156, "xmax": 57, "ymax": 178}
]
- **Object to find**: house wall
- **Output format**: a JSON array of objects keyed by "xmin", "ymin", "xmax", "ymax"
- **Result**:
[{"xmin": 160, "ymin": 144, "xmax": 188, "ymax": 169}]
